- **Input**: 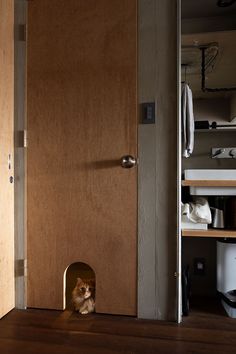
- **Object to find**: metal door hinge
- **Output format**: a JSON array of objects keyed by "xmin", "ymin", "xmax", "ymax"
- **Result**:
[
  {"xmin": 15, "ymin": 130, "xmax": 27, "ymax": 148},
  {"xmin": 24, "ymin": 130, "xmax": 28, "ymax": 148},
  {"xmin": 15, "ymin": 24, "xmax": 27, "ymax": 42},
  {"xmin": 15, "ymin": 259, "xmax": 27, "ymax": 277},
  {"xmin": 174, "ymin": 272, "xmax": 180, "ymax": 278}
]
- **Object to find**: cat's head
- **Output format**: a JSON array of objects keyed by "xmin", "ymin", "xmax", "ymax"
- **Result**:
[{"xmin": 75, "ymin": 278, "xmax": 95, "ymax": 299}]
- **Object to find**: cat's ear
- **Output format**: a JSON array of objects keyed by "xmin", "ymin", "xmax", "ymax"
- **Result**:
[
  {"xmin": 76, "ymin": 277, "xmax": 83, "ymax": 285},
  {"xmin": 88, "ymin": 279, "xmax": 95, "ymax": 287}
]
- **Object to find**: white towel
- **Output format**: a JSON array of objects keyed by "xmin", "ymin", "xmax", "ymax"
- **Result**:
[
  {"xmin": 182, "ymin": 83, "xmax": 194, "ymax": 158},
  {"xmin": 181, "ymin": 197, "xmax": 212, "ymax": 224}
]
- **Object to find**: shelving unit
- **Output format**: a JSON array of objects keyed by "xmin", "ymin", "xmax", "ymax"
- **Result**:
[
  {"xmin": 182, "ymin": 229, "xmax": 236, "ymax": 238},
  {"xmin": 182, "ymin": 179, "xmax": 236, "ymax": 238}
]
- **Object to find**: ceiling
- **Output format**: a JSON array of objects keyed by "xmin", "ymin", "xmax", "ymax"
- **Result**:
[{"xmin": 182, "ymin": 0, "xmax": 236, "ymax": 19}]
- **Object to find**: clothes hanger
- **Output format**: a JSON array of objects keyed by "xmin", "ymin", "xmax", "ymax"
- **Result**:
[{"xmin": 181, "ymin": 64, "xmax": 189, "ymax": 85}]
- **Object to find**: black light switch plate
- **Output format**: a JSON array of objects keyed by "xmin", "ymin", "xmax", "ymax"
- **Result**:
[{"xmin": 141, "ymin": 102, "xmax": 155, "ymax": 124}]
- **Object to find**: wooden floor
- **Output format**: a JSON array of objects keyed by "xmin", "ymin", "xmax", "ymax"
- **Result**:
[{"xmin": 1, "ymin": 300, "xmax": 236, "ymax": 354}]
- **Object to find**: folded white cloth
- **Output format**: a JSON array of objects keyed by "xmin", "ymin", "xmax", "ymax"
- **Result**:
[
  {"xmin": 181, "ymin": 221, "xmax": 208, "ymax": 230},
  {"xmin": 181, "ymin": 197, "xmax": 212, "ymax": 224},
  {"xmin": 182, "ymin": 83, "xmax": 194, "ymax": 158}
]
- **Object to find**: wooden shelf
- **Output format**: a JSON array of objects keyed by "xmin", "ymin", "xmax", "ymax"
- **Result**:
[
  {"xmin": 182, "ymin": 180, "xmax": 236, "ymax": 187},
  {"xmin": 182, "ymin": 229, "xmax": 236, "ymax": 238}
]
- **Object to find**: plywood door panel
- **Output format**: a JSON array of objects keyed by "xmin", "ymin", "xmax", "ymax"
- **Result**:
[
  {"xmin": 27, "ymin": 0, "xmax": 137, "ymax": 315},
  {"xmin": 0, "ymin": 0, "xmax": 15, "ymax": 319}
]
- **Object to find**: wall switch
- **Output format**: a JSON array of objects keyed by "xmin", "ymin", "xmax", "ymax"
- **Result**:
[
  {"xmin": 141, "ymin": 102, "xmax": 155, "ymax": 124},
  {"xmin": 193, "ymin": 258, "xmax": 206, "ymax": 276}
]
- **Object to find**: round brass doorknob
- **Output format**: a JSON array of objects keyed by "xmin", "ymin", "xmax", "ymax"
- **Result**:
[{"xmin": 121, "ymin": 155, "xmax": 137, "ymax": 168}]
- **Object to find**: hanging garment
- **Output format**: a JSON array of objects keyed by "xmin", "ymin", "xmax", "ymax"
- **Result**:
[{"xmin": 182, "ymin": 83, "xmax": 194, "ymax": 158}]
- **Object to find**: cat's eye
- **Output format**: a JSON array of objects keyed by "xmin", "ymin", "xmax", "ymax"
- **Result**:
[{"xmin": 80, "ymin": 287, "xmax": 85, "ymax": 292}]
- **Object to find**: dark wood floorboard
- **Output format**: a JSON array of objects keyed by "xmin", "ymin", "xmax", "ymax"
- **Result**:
[{"xmin": 1, "ymin": 301, "xmax": 236, "ymax": 354}]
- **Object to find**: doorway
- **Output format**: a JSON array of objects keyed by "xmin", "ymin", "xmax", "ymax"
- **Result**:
[
  {"xmin": 26, "ymin": 0, "xmax": 137, "ymax": 315},
  {"xmin": 180, "ymin": 0, "xmax": 236, "ymax": 321}
]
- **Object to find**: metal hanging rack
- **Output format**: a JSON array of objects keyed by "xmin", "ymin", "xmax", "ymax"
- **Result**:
[{"xmin": 200, "ymin": 45, "xmax": 236, "ymax": 92}]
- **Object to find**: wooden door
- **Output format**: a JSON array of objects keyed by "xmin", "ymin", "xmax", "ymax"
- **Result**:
[
  {"xmin": 27, "ymin": 0, "xmax": 137, "ymax": 315},
  {"xmin": 0, "ymin": 0, "xmax": 15, "ymax": 319}
]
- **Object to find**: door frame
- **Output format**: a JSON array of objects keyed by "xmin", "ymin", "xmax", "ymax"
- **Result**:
[
  {"xmin": 15, "ymin": 0, "xmax": 180, "ymax": 321},
  {"xmin": 0, "ymin": 0, "xmax": 15, "ymax": 318},
  {"xmin": 14, "ymin": 0, "xmax": 27, "ymax": 310},
  {"xmin": 177, "ymin": 0, "xmax": 182, "ymax": 324}
]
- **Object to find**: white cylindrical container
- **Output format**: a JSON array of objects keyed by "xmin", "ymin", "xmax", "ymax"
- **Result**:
[{"xmin": 217, "ymin": 240, "xmax": 236, "ymax": 293}]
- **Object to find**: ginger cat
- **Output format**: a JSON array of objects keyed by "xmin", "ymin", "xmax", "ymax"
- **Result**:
[{"xmin": 72, "ymin": 277, "xmax": 95, "ymax": 314}]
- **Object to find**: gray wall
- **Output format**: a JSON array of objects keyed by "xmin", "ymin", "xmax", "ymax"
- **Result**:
[
  {"xmin": 182, "ymin": 238, "xmax": 217, "ymax": 297},
  {"xmin": 183, "ymin": 98, "xmax": 236, "ymax": 171},
  {"xmin": 138, "ymin": 0, "xmax": 178, "ymax": 321},
  {"xmin": 183, "ymin": 130, "xmax": 236, "ymax": 171},
  {"xmin": 182, "ymin": 15, "xmax": 236, "ymax": 34}
]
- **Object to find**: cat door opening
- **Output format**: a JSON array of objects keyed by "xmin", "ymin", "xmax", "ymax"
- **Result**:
[{"xmin": 63, "ymin": 262, "xmax": 95, "ymax": 310}]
